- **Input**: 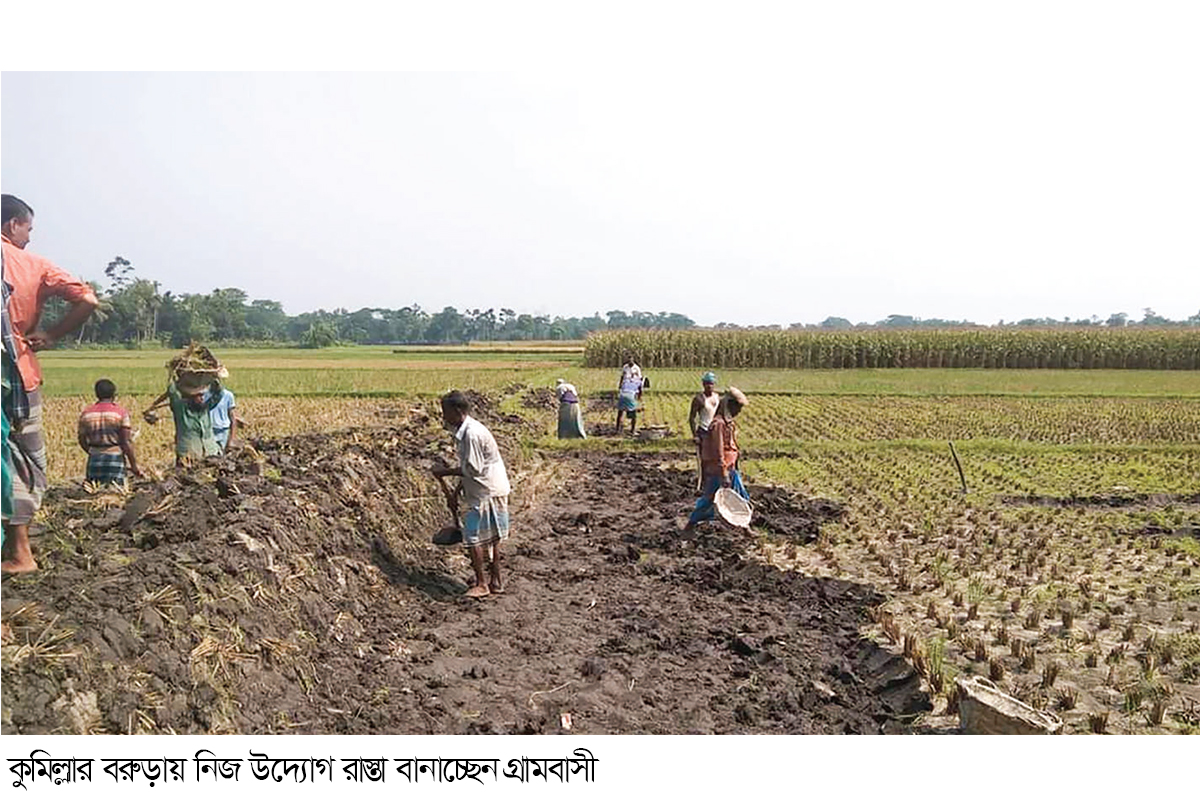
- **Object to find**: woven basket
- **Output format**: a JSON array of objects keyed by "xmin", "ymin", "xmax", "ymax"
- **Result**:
[{"xmin": 957, "ymin": 676, "xmax": 1063, "ymax": 735}]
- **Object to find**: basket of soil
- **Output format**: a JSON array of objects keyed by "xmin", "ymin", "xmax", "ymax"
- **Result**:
[
  {"xmin": 167, "ymin": 342, "xmax": 228, "ymax": 391},
  {"xmin": 956, "ymin": 676, "xmax": 1063, "ymax": 735},
  {"xmin": 715, "ymin": 487, "xmax": 753, "ymax": 529}
]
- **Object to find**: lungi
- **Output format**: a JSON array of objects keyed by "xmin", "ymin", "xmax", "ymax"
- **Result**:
[
  {"xmin": 6, "ymin": 387, "xmax": 46, "ymax": 526},
  {"xmin": 462, "ymin": 495, "xmax": 510, "ymax": 547},
  {"xmin": 557, "ymin": 401, "xmax": 587, "ymax": 439},
  {"xmin": 86, "ymin": 451, "xmax": 127, "ymax": 486},
  {"xmin": 618, "ymin": 391, "xmax": 639, "ymax": 412}
]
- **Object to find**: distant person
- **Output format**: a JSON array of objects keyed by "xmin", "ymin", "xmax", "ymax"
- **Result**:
[
  {"xmin": 615, "ymin": 353, "xmax": 643, "ymax": 436},
  {"xmin": 207, "ymin": 386, "xmax": 238, "ymax": 451},
  {"xmin": 433, "ymin": 390, "xmax": 511, "ymax": 599},
  {"xmin": 555, "ymin": 378, "xmax": 587, "ymax": 439},
  {"xmin": 143, "ymin": 376, "xmax": 227, "ymax": 465},
  {"xmin": 78, "ymin": 379, "xmax": 143, "ymax": 485},
  {"xmin": 2, "ymin": 194, "xmax": 99, "ymax": 573},
  {"xmin": 689, "ymin": 371, "xmax": 720, "ymax": 440},
  {"xmin": 684, "ymin": 387, "xmax": 750, "ymax": 533},
  {"xmin": 689, "ymin": 371, "xmax": 721, "ymax": 488}
]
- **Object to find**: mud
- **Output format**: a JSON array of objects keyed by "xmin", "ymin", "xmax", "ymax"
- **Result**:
[
  {"xmin": 2, "ymin": 419, "xmax": 926, "ymax": 735},
  {"xmin": 521, "ymin": 388, "xmax": 557, "ymax": 410}
]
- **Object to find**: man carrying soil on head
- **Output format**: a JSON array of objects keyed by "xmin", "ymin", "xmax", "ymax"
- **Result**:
[
  {"xmin": 2, "ymin": 194, "xmax": 100, "ymax": 573},
  {"xmin": 615, "ymin": 353, "xmax": 643, "ymax": 436},
  {"xmin": 433, "ymin": 390, "xmax": 512, "ymax": 599},
  {"xmin": 684, "ymin": 387, "xmax": 751, "ymax": 533},
  {"xmin": 78, "ymin": 379, "xmax": 143, "ymax": 486},
  {"xmin": 142, "ymin": 376, "xmax": 227, "ymax": 466}
]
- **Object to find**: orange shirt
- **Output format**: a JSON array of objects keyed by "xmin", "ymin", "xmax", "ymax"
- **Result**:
[
  {"xmin": 700, "ymin": 415, "xmax": 739, "ymax": 475},
  {"xmin": 2, "ymin": 235, "xmax": 98, "ymax": 391}
]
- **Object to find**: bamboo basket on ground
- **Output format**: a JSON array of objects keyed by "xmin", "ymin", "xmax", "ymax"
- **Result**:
[{"xmin": 957, "ymin": 676, "xmax": 1063, "ymax": 735}]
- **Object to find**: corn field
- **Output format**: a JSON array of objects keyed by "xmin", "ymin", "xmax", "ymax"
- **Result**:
[{"xmin": 584, "ymin": 329, "xmax": 1200, "ymax": 369}]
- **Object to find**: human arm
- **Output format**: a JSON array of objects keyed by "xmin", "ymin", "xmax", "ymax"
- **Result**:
[
  {"xmin": 119, "ymin": 425, "xmax": 143, "ymax": 477},
  {"xmin": 225, "ymin": 401, "xmax": 238, "ymax": 447},
  {"xmin": 143, "ymin": 389, "xmax": 171, "ymax": 418},
  {"xmin": 77, "ymin": 417, "xmax": 90, "ymax": 453},
  {"xmin": 27, "ymin": 265, "xmax": 99, "ymax": 350},
  {"xmin": 688, "ymin": 394, "xmax": 702, "ymax": 437}
]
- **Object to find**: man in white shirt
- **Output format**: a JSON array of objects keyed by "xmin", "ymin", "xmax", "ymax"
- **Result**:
[
  {"xmin": 615, "ymin": 353, "xmax": 643, "ymax": 436},
  {"xmin": 433, "ymin": 390, "xmax": 512, "ymax": 598}
]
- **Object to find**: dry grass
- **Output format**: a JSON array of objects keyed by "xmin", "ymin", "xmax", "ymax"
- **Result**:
[{"xmin": 41, "ymin": 396, "xmax": 410, "ymax": 480}]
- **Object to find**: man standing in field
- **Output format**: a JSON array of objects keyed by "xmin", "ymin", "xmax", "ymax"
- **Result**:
[
  {"xmin": 78, "ymin": 379, "xmax": 143, "ymax": 486},
  {"xmin": 689, "ymin": 371, "xmax": 721, "ymax": 489},
  {"xmin": 143, "ymin": 376, "xmax": 227, "ymax": 465},
  {"xmin": 433, "ymin": 390, "xmax": 511, "ymax": 599},
  {"xmin": 615, "ymin": 353, "xmax": 643, "ymax": 436},
  {"xmin": 684, "ymin": 387, "xmax": 751, "ymax": 533},
  {"xmin": 2, "ymin": 194, "xmax": 99, "ymax": 573}
]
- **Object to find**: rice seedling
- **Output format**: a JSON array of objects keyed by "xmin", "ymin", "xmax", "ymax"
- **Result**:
[
  {"xmin": 1089, "ymin": 712, "xmax": 1109, "ymax": 734},
  {"xmin": 1055, "ymin": 687, "xmax": 1078, "ymax": 711}
]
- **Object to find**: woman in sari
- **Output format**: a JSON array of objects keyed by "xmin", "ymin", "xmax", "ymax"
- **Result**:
[{"xmin": 555, "ymin": 379, "xmax": 587, "ymax": 439}]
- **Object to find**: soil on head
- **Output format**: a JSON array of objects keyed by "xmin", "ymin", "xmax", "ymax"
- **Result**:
[{"xmin": 3, "ymin": 421, "xmax": 926, "ymax": 734}]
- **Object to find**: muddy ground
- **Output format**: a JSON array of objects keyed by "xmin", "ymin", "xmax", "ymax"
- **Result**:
[{"xmin": 1, "ymin": 407, "xmax": 927, "ymax": 735}]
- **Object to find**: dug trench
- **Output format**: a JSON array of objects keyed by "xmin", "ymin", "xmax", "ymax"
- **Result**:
[{"xmin": 1, "ymin": 406, "xmax": 929, "ymax": 735}]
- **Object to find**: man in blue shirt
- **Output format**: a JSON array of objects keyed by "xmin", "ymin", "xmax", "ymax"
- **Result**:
[{"xmin": 207, "ymin": 387, "xmax": 237, "ymax": 451}]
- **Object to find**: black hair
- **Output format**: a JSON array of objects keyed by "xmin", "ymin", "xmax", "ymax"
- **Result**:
[
  {"xmin": 2, "ymin": 194, "xmax": 34, "ymax": 225},
  {"xmin": 441, "ymin": 390, "xmax": 471, "ymax": 414},
  {"xmin": 94, "ymin": 378, "xmax": 117, "ymax": 400}
]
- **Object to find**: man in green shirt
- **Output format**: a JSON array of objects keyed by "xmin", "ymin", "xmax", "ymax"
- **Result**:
[{"xmin": 144, "ymin": 376, "xmax": 225, "ymax": 465}]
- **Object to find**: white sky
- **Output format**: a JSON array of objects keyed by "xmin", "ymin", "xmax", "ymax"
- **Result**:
[{"xmin": 1, "ymin": 4, "xmax": 1197, "ymax": 326}]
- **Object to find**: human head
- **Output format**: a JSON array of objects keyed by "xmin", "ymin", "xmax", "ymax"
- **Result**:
[
  {"xmin": 623, "ymin": 353, "xmax": 634, "ymax": 366},
  {"xmin": 94, "ymin": 378, "xmax": 117, "ymax": 401},
  {"xmin": 723, "ymin": 386, "xmax": 748, "ymax": 418},
  {"xmin": 702, "ymin": 371, "xmax": 717, "ymax": 393},
  {"xmin": 1, "ymin": 194, "xmax": 34, "ymax": 249},
  {"xmin": 440, "ymin": 390, "xmax": 471, "ymax": 429}
]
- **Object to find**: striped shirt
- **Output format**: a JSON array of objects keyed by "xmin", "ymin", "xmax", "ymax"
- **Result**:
[{"xmin": 78, "ymin": 401, "xmax": 131, "ymax": 456}]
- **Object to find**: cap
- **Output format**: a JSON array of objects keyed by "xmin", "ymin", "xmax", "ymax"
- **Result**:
[{"xmin": 701, "ymin": 371, "xmax": 717, "ymax": 384}]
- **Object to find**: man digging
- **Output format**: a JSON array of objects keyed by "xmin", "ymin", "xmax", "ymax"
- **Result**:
[{"xmin": 433, "ymin": 391, "xmax": 512, "ymax": 599}]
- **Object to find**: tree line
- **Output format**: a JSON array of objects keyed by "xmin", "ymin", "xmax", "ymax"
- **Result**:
[{"xmin": 42, "ymin": 256, "xmax": 1200, "ymax": 348}]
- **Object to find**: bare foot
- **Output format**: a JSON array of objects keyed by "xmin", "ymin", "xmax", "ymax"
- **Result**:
[
  {"xmin": 489, "ymin": 580, "xmax": 506, "ymax": 594},
  {"xmin": 1, "ymin": 557, "xmax": 39, "ymax": 574},
  {"xmin": 464, "ymin": 585, "xmax": 491, "ymax": 599}
]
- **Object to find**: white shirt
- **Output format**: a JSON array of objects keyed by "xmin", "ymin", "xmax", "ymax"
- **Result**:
[
  {"xmin": 455, "ymin": 415, "xmax": 511, "ymax": 502},
  {"xmin": 697, "ymin": 391, "xmax": 720, "ymax": 431},
  {"xmin": 619, "ymin": 362, "xmax": 643, "ymax": 394}
]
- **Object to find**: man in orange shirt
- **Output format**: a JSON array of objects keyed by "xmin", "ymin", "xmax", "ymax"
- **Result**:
[{"xmin": 2, "ymin": 194, "xmax": 98, "ymax": 573}]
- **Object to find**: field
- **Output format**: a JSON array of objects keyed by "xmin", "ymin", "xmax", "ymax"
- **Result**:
[{"xmin": 3, "ymin": 344, "xmax": 1199, "ymax": 734}]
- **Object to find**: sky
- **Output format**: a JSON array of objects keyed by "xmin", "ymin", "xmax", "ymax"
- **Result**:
[{"xmin": 1, "ymin": 9, "xmax": 1198, "ymax": 327}]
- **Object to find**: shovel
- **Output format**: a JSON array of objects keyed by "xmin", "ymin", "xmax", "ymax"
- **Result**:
[{"xmin": 433, "ymin": 474, "xmax": 464, "ymax": 546}]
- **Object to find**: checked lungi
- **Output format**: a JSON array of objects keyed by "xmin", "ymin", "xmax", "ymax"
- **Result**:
[
  {"xmin": 86, "ymin": 451, "xmax": 127, "ymax": 486},
  {"xmin": 6, "ymin": 386, "xmax": 47, "ymax": 526}
]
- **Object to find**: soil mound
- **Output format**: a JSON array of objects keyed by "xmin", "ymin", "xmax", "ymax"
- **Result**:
[
  {"xmin": 521, "ymin": 388, "xmax": 557, "ymax": 410},
  {"xmin": 3, "ymin": 428, "xmax": 924, "ymax": 735}
]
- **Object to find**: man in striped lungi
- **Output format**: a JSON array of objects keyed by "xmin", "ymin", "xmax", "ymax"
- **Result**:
[{"xmin": 2, "ymin": 194, "xmax": 99, "ymax": 573}]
